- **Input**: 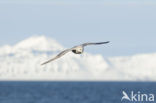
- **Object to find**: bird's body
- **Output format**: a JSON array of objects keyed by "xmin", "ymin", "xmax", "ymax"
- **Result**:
[
  {"xmin": 72, "ymin": 46, "xmax": 84, "ymax": 54},
  {"xmin": 41, "ymin": 41, "xmax": 109, "ymax": 65}
]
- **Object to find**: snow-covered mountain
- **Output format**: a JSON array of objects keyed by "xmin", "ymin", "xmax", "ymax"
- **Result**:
[{"xmin": 0, "ymin": 35, "xmax": 155, "ymax": 81}]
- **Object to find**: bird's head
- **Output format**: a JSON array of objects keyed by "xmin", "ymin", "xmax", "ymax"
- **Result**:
[{"xmin": 76, "ymin": 46, "xmax": 84, "ymax": 52}]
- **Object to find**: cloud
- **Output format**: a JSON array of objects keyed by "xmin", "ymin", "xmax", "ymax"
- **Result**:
[{"xmin": 0, "ymin": 35, "xmax": 155, "ymax": 81}]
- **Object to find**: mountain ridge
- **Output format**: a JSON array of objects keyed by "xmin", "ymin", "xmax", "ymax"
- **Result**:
[{"xmin": 0, "ymin": 35, "xmax": 155, "ymax": 81}]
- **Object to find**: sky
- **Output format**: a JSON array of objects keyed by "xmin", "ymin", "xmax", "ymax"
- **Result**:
[{"xmin": 0, "ymin": 0, "xmax": 156, "ymax": 57}]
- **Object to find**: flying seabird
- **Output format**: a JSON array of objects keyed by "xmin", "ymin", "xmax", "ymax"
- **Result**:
[{"xmin": 41, "ymin": 41, "xmax": 109, "ymax": 65}]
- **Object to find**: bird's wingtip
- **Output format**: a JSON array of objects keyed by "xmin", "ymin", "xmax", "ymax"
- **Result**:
[
  {"xmin": 104, "ymin": 41, "xmax": 110, "ymax": 44},
  {"xmin": 41, "ymin": 62, "xmax": 46, "ymax": 66}
]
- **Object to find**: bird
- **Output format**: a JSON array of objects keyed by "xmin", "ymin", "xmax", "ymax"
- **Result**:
[{"xmin": 41, "ymin": 41, "xmax": 109, "ymax": 65}]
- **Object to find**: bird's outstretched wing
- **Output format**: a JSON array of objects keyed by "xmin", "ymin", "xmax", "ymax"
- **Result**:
[
  {"xmin": 41, "ymin": 48, "xmax": 74, "ymax": 65},
  {"xmin": 82, "ymin": 41, "xmax": 109, "ymax": 47}
]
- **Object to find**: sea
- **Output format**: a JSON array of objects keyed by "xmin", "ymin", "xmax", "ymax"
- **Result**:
[{"xmin": 0, "ymin": 81, "xmax": 155, "ymax": 103}]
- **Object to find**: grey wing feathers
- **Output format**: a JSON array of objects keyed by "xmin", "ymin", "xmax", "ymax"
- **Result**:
[
  {"xmin": 82, "ymin": 41, "xmax": 109, "ymax": 46},
  {"xmin": 41, "ymin": 48, "xmax": 73, "ymax": 65}
]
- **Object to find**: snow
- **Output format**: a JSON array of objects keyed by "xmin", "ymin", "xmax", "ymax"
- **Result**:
[
  {"xmin": 0, "ymin": 36, "xmax": 64, "ymax": 55},
  {"xmin": 0, "ymin": 35, "xmax": 155, "ymax": 81}
]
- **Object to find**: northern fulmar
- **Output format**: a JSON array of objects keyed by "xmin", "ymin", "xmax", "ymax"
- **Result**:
[{"xmin": 41, "ymin": 41, "xmax": 109, "ymax": 65}]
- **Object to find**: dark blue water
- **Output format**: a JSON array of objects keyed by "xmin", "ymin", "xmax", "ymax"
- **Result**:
[{"xmin": 0, "ymin": 82, "xmax": 155, "ymax": 103}]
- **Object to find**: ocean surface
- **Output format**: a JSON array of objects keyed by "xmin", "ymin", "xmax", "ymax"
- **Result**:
[{"xmin": 0, "ymin": 82, "xmax": 155, "ymax": 103}]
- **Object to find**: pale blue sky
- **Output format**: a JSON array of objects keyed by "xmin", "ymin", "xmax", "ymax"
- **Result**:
[{"xmin": 0, "ymin": 0, "xmax": 156, "ymax": 57}]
